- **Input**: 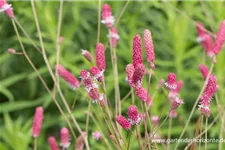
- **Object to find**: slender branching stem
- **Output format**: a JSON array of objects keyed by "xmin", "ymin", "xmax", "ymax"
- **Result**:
[{"xmin": 205, "ymin": 117, "xmax": 208, "ymax": 150}]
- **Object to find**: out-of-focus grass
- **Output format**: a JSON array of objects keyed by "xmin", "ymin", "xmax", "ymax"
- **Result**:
[{"xmin": 0, "ymin": 1, "xmax": 225, "ymax": 149}]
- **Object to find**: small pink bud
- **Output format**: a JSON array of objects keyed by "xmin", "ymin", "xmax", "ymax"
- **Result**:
[
  {"xmin": 169, "ymin": 110, "xmax": 177, "ymax": 118},
  {"xmin": 135, "ymin": 87, "xmax": 151, "ymax": 103},
  {"xmin": 108, "ymin": 27, "xmax": 119, "ymax": 48},
  {"xmin": 56, "ymin": 64, "xmax": 80, "ymax": 90},
  {"xmin": 81, "ymin": 49, "xmax": 93, "ymax": 62},
  {"xmin": 58, "ymin": 36, "xmax": 64, "ymax": 45},
  {"xmin": 101, "ymin": 4, "xmax": 114, "ymax": 28},
  {"xmin": 199, "ymin": 64, "xmax": 209, "ymax": 80},
  {"xmin": 170, "ymin": 97, "xmax": 184, "ymax": 110},
  {"xmin": 60, "ymin": 128, "xmax": 70, "ymax": 148},
  {"xmin": 132, "ymin": 34, "xmax": 143, "ymax": 68},
  {"xmin": 196, "ymin": 22, "xmax": 206, "ymax": 37},
  {"xmin": 32, "ymin": 106, "xmax": 44, "ymax": 138},
  {"xmin": 109, "ymin": 134, "xmax": 115, "ymax": 140},
  {"xmin": 127, "ymin": 105, "xmax": 141, "ymax": 125},
  {"xmin": 7, "ymin": 48, "xmax": 16, "ymax": 54},
  {"xmin": 213, "ymin": 20, "xmax": 225, "ymax": 55},
  {"xmin": 90, "ymin": 66, "xmax": 103, "ymax": 82},
  {"xmin": 116, "ymin": 115, "xmax": 131, "ymax": 130},
  {"xmin": 165, "ymin": 73, "xmax": 177, "ymax": 91},
  {"xmin": 95, "ymin": 43, "xmax": 106, "ymax": 71},
  {"xmin": 125, "ymin": 64, "xmax": 135, "ymax": 87},
  {"xmin": 151, "ymin": 116, "xmax": 159, "ymax": 125},
  {"xmin": 156, "ymin": 79, "xmax": 165, "ymax": 89},
  {"xmin": 0, "ymin": 0, "xmax": 14, "ymax": 18},
  {"xmin": 143, "ymin": 29, "xmax": 155, "ymax": 68},
  {"xmin": 132, "ymin": 63, "xmax": 145, "ymax": 87},
  {"xmin": 48, "ymin": 136, "xmax": 59, "ymax": 150},
  {"xmin": 92, "ymin": 131, "xmax": 102, "ymax": 140},
  {"xmin": 88, "ymin": 88, "xmax": 102, "ymax": 102}
]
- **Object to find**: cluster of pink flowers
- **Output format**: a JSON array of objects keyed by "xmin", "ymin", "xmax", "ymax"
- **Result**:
[
  {"xmin": 165, "ymin": 73, "xmax": 184, "ymax": 110},
  {"xmin": 55, "ymin": 64, "xmax": 80, "ymax": 90},
  {"xmin": 0, "ymin": 0, "xmax": 14, "ymax": 18},
  {"xmin": 196, "ymin": 20, "xmax": 225, "ymax": 57},
  {"xmin": 116, "ymin": 105, "xmax": 142, "ymax": 130},
  {"xmin": 198, "ymin": 64, "xmax": 218, "ymax": 117},
  {"xmin": 102, "ymin": 4, "xmax": 120, "ymax": 48}
]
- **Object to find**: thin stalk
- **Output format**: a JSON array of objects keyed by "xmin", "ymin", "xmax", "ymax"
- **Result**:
[
  {"xmin": 30, "ymin": 1, "xmax": 88, "ymax": 149},
  {"xmin": 85, "ymin": 100, "xmax": 91, "ymax": 135},
  {"xmin": 115, "ymin": 0, "xmax": 130, "ymax": 27},
  {"xmin": 121, "ymin": 90, "xmax": 132, "ymax": 104},
  {"xmin": 167, "ymin": 117, "xmax": 172, "ymax": 150},
  {"xmin": 97, "ymin": 0, "xmax": 101, "ymax": 43},
  {"xmin": 205, "ymin": 117, "xmax": 208, "ymax": 150},
  {"xmin": 219, "ymin": 112, "xmax": 225, "ymax": 150},
  {"xmin": 151, "ymin": 114, "xmax": 169, "ymax": 139},
  {"xmin": 11, "ymin": 19, "xmax": 77, "ymax": 141},
  {"xmin": 174, "ymin": 58, "xmax": 215, "ymax": 149},
  {"xmin": 136, "ymin": 127, "xmax": 143, "ymax": 150},
  {"xmin": 198, "ymin": 115, "xmax": 203, "ymax": 150},
  {"xmin": 34, "ymin": 138, "xmax": 37, "ymax": 150}
]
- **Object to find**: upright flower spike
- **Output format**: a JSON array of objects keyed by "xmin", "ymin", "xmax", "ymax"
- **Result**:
[
  {"xmin": 81, "ymin": 49, "xmax": 93, "ymax": 63},
  {"xmin": 92, "ymin": 131, "xmax": 102, "ymax": 140},
  {"xmin": 143, "ymin": 29, "xmax": 155, "ymax": 69},
  {"xmin": 60, "ymin": 128, "xmax": 70, "ymax": 148},
  {"xmin": 95, "ymin": 43, "xmax": 106, "ymax": 71},
  {"xmin": 116, "ymin": 115, "xmax": 131, "ymax": 130},
  {"xmin": 165, "ymin": 73, "xmax": 177, "ymax": 91},
  {"xmin": 196, "ymin": 22, "xmax": 214, "ymax": 57},
  {"xmin": 213, "ymin": 20, "xmax": 225, "ymax": 55},
  {"xmin": 32, "ymin": 106, "xmax": 44, "ymax": 138},
  {"xmin": 135, "ymin": 87, "xmax": 151, "ymax": 104},
  {"xmin": 48, "ymin": 136, "xmax": 59, "ymax": 150},
  {"xmin": 90, "ymin": 66, "xmax": 103, "ymax": 82},
  {"xmin": 56, "ymin": 64, "xmax": 80, "ymax": 90},
  {"xmin": 101, "ymin": 4, "xmax": 114, "ymax": 28},
  {"xmin": 108, "ymin": 27, "xmax": 120, "ymax": 48},
  {"xmin": 132, "ymin": 34, "xmax": 143, "ymax": 68},
  {"xmin": 199, "ymin": 64, "xmax": 209, "ymax": 80},
  {"xmin": 168, "ymin": 80, "xmax": 183, "ymax": 99},
  {"xmin": 127, "ymin": 105, "xmax": 141, "ymax": 125},
  {"xmin": 125, "ymin": 64, "xmax": 135, "ymax": 87},
  {"xmin": 132, "ymin": 63, "xmax": 145, "ymax": 87},
  {"xmin": 0, "ymin": 0, "xmax": 14, "ymax": 18}
]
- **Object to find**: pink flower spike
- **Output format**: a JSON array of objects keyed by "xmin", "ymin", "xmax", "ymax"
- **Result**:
[
  {"xmin": 48, "ymin": 136, "xmax": 59, "ymax": 150},
  {"xmin": 132, "ymin": 34, "xmax": 143, "ymax": 68},
  {"xmin": 81, "ymin": 49, "xmax": 93, "ymax": 62},
  {"xmin": 132, "ymin": 63, "xmax": 145, "ymax": 87},
  {"xmin": 196, "ymin": 22, "xmax": 206, "ymax": 38},
  {"xmin": 143, "ymin": 29, "xmax": 155, "ymax": 69},
  {"xmin": 60, "ymin": 128, "xmax": 70, "ymax": 148},
  {"xmin": 170, "ymin": 97, "xmax": 184, "ymax": 110},
  {"xmin": 169, "ymin": 110, "xmax": 177, "ymax": 118},
  {"xmin": 56, "ymin": 64, "xmax": 80, "ymax": 90},
  {"xmin": 101, "ymin": 4, "xmax": 114, "ymax": 28},
  {"xmin": 135, "ymin": 87, "xmax": 151, "ymax": 103},
  {"xmin": 32, "ymin": 106, "xmax": 44, "ymax": 138},
  {"xmin": 108, "ymin": 27, "xmax": 120, "ymax": 48},
  {"xmin": 95, "ymin": 43, "xmax": 106, "ymax": 71},
  {"xmin": 199, "ymin": 64, "xmax": 209, "ymax": 80},
  {"xmin": 127, "ymin": 105, "xmax": 141, "ymax": 125},
  {"xmin": 213, "ymin": 20, "xmax": 225, "ymax": 55},
  {"xmin": 165, "ymin": 73, "xmax": 177, "ymax": 91},
  {"xmin": 116, "ymin": 115, "xmax": 131, "ymax": 130},
  {"xmin": 88, "ymin": 88, "xmax": 102, "ymax": 102},
  {"xmin": 125, "ymin": 64, "xmax": 135, "ymax": 87},
  {"xmin": 151, "ymin": 116, "xmax": 159, "ymax": 125},
  {"xmin": 90, "ymin": 66, "xmax": 103, "ymax": 82},
  {"xmin": 0, "ymin": 0, "xmax": 14, "ymax": 18},
  {"xmin": 92, "ymin": 131, "xmax": 102, "ymax": 140}
]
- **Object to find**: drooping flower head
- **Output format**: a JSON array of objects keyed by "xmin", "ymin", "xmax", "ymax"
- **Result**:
[
  {"xmin": 199, "ymin": 64, "xmax": 209, "ymax": 80},
  {"xmin": 116, "ymin": 115, "xmax": 131, "ymax": 130},
  {"xmin": 90, "ymin": 66, "xmax": 103, "ymax": 82},
  {"xmin": 127, "ymin": 105, "xmax": 141, "ymax": 125},
  {"xmin": 170, "ymin": 97, "xmax": 184, "ymax": 110},
  {"xmin": 32, "ymin": 106, "xmax": 44, "ymax": 138},
  {"xmin": 165, "ymin": 73, "xmax": 177, "ymax": 91},
  {"xmin": 143, "ymin": 29, "xmax": 155, "ymax": 68},
  {"xmin": 88, "ymin": 88, "xmax": 103, "ymax": 103},
  {"xmin": 125, "ymin": 64, "xmax": 135, "ymax": 87},
  {"xmin": 56, "ymin": 64, "xmax": 80, "ymax": 90},
  {"xmin": 81, "ymin": 49, "xmax": 92, "ymax": 62},
  {"xmin": 132, "ymin": 34, "xmax": 143, "ymax": 68},
  {"xmin": 101, "ymin": 4, "xmax": 114, "ymax": 28},
  {"xmin": 132, "ymin": 63, "xmax": 145, "ymax": 87},
  {"xmin": 80, "ymin": 70, "xmax": 96, "ymax": 92},
  {"xmin": 0, "ymin": 0, "xmax": 14, "ymax": 18},
  {"xmin": 95, "ymin": 43, "xmax": 106, "ymax": 71},
  {"xmin": 151, "ymin": 116, "xmax": 159, "ymax": 125},
  {"xmin": 213, "ymin": 20, "xmax": 225, "ymax": 55},
  {"xmin": 108, "ymin": 27, "xmax": 120, "ymax": 48},
  {"xmin": 48, "ymin": 136, "xmax": 59, "ymax": 150},
  {"xmin": 92, "ymin": 131, "xmax": 102, "ymax": 140},
  {"xmin": 168, "ymin": 80, "xmax": 184, "ymax": 99},
  {"xmin": 60, "ymin": 128, "xmax": 70, "ymax": 148},
  {"xmin": 135, "ymin": 87, "xmax": 151, "ymax": 104}
]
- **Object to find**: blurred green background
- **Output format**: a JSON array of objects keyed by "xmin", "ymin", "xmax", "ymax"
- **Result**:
[{"xmin": 0, "ymin": 1, "xmax": 225, "ymax": 150}]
